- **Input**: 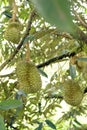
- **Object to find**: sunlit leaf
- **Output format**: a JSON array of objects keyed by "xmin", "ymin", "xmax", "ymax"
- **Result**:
[
  {"xmin": 0, "ymin": 99, "xmax": 23, "ymax": 110},
  {"xmin": 31, "ymin": 0, "xmax": 75, "ymax": 33},
  {"xmin": 45, "ymin": 119, "xmax": 56, "ymax": 129}
]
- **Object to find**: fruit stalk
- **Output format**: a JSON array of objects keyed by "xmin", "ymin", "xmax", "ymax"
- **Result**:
[
  {"xmin": 25, "ymin": 42, "xmax": 30, "ymax": 62},
  {"xmin": 12, "ymin": 0, "xmax": 17, "ymax": 22}
]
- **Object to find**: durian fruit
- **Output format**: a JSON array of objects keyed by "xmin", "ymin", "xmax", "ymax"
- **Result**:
[
  {"xmin": 16, "ymin": 60, "xmax": 42, "ymax": 93},
  {"xmin": 70, "ymin": 52, "xmax": 87, "ymax": 72},
  {"xmin": 76, "ymin": 52, "xmax": 87, "ymax": 71},
  {"xmin": 76, "ymin": 56, "xmax": 87, "ymax": 71},
  {"xmin": 82, "ymin": 67, "xmax": 87, "ymax": 81},
  {"xmin": 62, "ymin": 79, "xmax": 83, "ymax": 106},
  {"xmin": 4, "ymin": 21, "xmax": 22, "ymax": 44}
]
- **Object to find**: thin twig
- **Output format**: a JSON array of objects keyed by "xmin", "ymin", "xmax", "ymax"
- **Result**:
[
  {"xmin": 45, "ymin": 95, "xmax": 63, "ymax": 99},
  {"xmin": 74, "ymin": 10, "xmax": 87, "ymax": 28},
  {"xmin": 12, "ymin": 0, "xmax": 17, "ymax": 22},
  {"xmin": 0, "ymin": 9, "xmax": 36, "ymax": 71},
  {"xmin": 25, "ymin": 42, "xmax": 30, "ymax": 62}
]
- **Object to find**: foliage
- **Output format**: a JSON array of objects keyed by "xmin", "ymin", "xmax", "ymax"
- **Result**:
[{"xmin": 0, "ymin": 0, "xmax": 87, "ymax": 130}]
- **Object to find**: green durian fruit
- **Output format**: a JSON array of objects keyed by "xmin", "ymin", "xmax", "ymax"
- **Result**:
[
  {"xmin": 16, "ymin": 60, "xmax": 42, "ymax": 93},
  {"xmin": 62, "ymin": 79, "xmax": 83, "ymax": 106},
  {"xmin": 75, "ymin": 52, "xmax": 87, "ymax": 71},
  {"xmin": 8, "ymin": 21, "xmax": 23, "ymax": 31},
  {"xmin": 82, "ymin": 67, "xmax": 87, "ymax": 81},
  {"xmin": 4, "ymin": 21, "xmax": 22, "ymax": 44},
  {"xmin": 76, "ymin": 56, "xmax": 87, "ymax": 71}
]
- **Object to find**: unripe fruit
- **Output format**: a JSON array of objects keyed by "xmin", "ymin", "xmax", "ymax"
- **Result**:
[
  {"xmin": 62, "ymin": 79, "xmax": 83, "ymax": 106},
  {"xmin": 4, "ymin": 21, "xmax": 22, "ymax": 44},
  {"xmin": 16, "ymin": 60, "xmax": 42, "ymax": 93},
  {"xmin": 70, "ymin": 52, "xmax": 87, "ymax": 72},
  {"xmin": 76, "ymin": 56, "xmax": 87, "ymax": 71},
  {"xmin": 82, "ymin": 67, "xmax": 87, "ymax": 81},
  {"xmin": 75, "ymin": 52, "xmax": 87, "ymax": 71}
]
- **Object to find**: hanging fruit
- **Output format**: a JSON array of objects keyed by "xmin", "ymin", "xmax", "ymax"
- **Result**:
[
  {"xmin": 62, "ymin": 79, "xmax": 83, "ymax": 106},
  {"xmin": 4, "ymin": 0, "xmax": 23, "ymax": 44},
  {"xmin": 16, "ymin": 60, "xmax": 42, "ymax": 93}
]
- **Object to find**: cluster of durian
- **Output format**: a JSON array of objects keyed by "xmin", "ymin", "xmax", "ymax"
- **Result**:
[
  {"xmin": 16, "ymin": 60, "xmax": 42, "ymax": 93},
  {"xmin": 62, "ymin": 79, "xmax": 83, "ymax": 106},
  {"xmin": 4, "ymin": 19, "xmax": 23, "ymax": 44}
]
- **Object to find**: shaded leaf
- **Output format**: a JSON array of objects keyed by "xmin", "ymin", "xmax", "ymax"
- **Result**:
[
  {"xmin": 35, "ymin": 123, "xmax": 43, "ymax": 130},
  {"xmin": 34, "ymin": 29, "xmax": 55, "ymax": 40},
  {"xmin": 2, "ymin": 10, "xmax": 12, "ymax": 18},
  {"xmin": 45, "ymin": 119, "xmax": 56, "ymax": 129},
  {"xmin": 69, "ymin": 64, "xmax": 76, "ymax": 79},
  {"xmin": 31, "ymin": 0, "xmax": 75, "ymax": 33},
  {"xmin": 38, "ymin": 69, "xmax": 48, "ymax": 78},
  {"xmin": 74, "ymin": 119, "xmax": 82, "ymax": 126},
  {"xmin": 15, "ymin": 90, "xmax": 27, "ymax": 99},
  {"xmin": 77, "ymin": 57, "xmax": 87, "ymax": 62},
  {"xmin": 0, "ymin": 99, "xmax": 23, "ymax": 110},
  {"xmin": 0, "ymin": 115, "xmax": 6, "ymax": 130},
  {"xmin": 24, "ymin": 35, "xmax": 34, "ymax": 43}
]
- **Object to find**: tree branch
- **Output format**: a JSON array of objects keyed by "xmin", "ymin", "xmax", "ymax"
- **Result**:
[
  {"xmin": 0, "ymin": 9, "xmax": 36, "ymax": 71},
  {"xmin": 0, "ymin": 52, "xmax": 76, "ymax": 77},
  {"xmin": 37, "ymin": 52, "xmax": 76, "ymax": 68},
  {"xmin": 75, "ymin": 27, "xmax": 87, "ymax": 43},
  {"xmin": 73, "ymin": 10, "xmax": 87, "ymax": 28}
]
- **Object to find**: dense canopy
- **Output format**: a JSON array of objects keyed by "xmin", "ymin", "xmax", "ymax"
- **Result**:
[{"xmin": 0, "ymin": 0, "xmax": 87, "ymax": 130}]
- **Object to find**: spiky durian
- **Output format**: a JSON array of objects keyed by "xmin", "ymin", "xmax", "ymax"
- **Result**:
[
  {"xmin": 16, "ymin": 60, "xmax": 42, "ymax": 93},
  {"xmin": 62, "ymin": 79, "xmax": 83, "ymax": 106},
  {"xmin": 4, "ymin": 21, "xmax": 22, "ymax": 44}
]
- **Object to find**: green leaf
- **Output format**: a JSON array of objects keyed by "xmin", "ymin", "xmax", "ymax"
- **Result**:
[
  {"xmin": 0, "ymin": 99, "xmax": 23, "ymax": 110},
  {"xmin": 24, "ymin": 35, "xmax": 34, "ymax": 43},
  {"xmin": 0, "ymin": 115, "xmax": 6, "ymax": 130},
  {"xmin": 35, "ymin": 123, "xmax": 43, "ymax": 130},
  {"xmin": 69, "ymin": 64, "xmax": 76, "ymax": 79},
  {"xmin": 45, "ymin": 119, "xmax": 56, "ymax": 129},
  {"xmin": 31, "ymin": 0, "xmax": 75, "ymax": 33},
  {"xmin": 74, "ymin": 119, "xmax": 82, "ymax": 126},
  {"xmin": 38, "ymin": 69, "xmax": 48, "ymax": 78},
  {"xmin": 2, "ymin": 11, "xmax": 12, "ymax": 18},
  {"xmin": 77, "ymin": 57, "xmax": 87, "ymax": 62},
  {"xmin": 8, "ymin": 0, "xmax": 14, "ymax": 6}
]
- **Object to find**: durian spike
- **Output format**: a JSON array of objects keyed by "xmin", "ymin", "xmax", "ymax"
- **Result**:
[
  {"xmin": 25, "ymin": 42, "xmax": 30, "ymax": 62},
  {"xmin": 12, "ymin": 0, "xmax": 18, "ymax": 22}
]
